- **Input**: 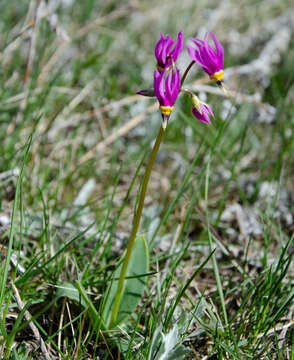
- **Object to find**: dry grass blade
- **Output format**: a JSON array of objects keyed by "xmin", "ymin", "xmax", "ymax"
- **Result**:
[
  {"xmin": 78, "ymin": 102, "xmax": 158, "ymax": 164},
  {"xmin": 57, "ymin": 299, "xmax": 66, "ymax": 360},
  {"xmin": 8, "ymin": 0, "xmax": 44, "ymax": 135},
  {"xmin": 189, "ymin": 83, "xmax": 273, "ymax": 109},
  {"xmin": 11, "ymin": 282, "xmax": 51, "ymax": 360},
  {"xmin": 38, "ymin": 5, "xmax": 132, "ymax": 84}
]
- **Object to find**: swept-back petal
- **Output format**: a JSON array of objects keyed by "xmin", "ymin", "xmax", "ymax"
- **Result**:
[
  {"xmin": 187, "ymin": 32, "xmax": 224, "ymax": 78},
  {"xmin": 209, "ymin": 32, "xmax": 224, "ymax": 60},
  {"xmin": 186, "ymin": 45, "xmax": 197, "ymax": 61},
  {"xmin": 172, "ymin": 69, "xmax": 181, "ymax": 103},
  {"xmin": 154, "ymin": 70, "xmax": 165, "ymax": 104},
  {"xmin": 154, "ymin": 33, "xmax": 164, "ymax": 59},
  {"xmin": 153, "ymin": 70, "xmax": 160, "ymax": 100},
  {"xmin": 161, "ymin": 35, "xmax": 174, "ymax": 64},
  {"xmin": 154, "ymin": 67, "xmax": 180, "ymax": 107},
  {"xmin": 165, "ymin": 70, "xmax": 173, "ymax": 104},
  {"xmin": 186, "ymin": 45, "xmax": 211, "ymax": 74},
  {"xmin": 170, "ymin": 31, "xmax": 183, "ymax": 62},
  {"xmin": 204, "ymin": 103, "xmax": 215, "ymax": 118},
  {"xmin": 155, "ymin": 32, "xmax": 183, "ymax": 69},
  {"xmin": 191, "ymin": 38, "xmax": 205, "ymax": 47}
]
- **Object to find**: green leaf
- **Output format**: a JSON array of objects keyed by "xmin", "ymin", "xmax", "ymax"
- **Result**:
[
  {"xmin": 103, "ymin": 235, "xmax": 149, "ymax": 327},
  {"xmin": 148, "ymin": 326, "xmax": 163, "ymax": 360},
  {"xmin": 5, "ymin": 301, "xmax": 31, "ymax": 359},
  {"xmin": 56, "ymin": 282, "xmax": 87, "ymax": 306},
  {"xmin": 56, "ymin": 282, "xmax": 106, "ymax": 329},
  {"xmin": 148, "ymin": 325, "xmax": 191, "ymax": 360}
]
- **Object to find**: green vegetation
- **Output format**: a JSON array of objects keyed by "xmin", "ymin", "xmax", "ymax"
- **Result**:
[{"xmin": 0, "ymin": 0, "xmax": 293, "ymax": 358}]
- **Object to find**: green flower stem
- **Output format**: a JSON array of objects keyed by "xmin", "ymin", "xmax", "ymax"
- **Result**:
[{"xmin": 109, "ymin": 121, "xmax": 166, "ymax": 328}]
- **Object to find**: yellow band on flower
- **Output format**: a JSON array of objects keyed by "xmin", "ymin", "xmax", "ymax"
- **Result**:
[
  {"xmin": 210, "ymin": 70, "xmax": 224, "ymax": 82},
  {"xmin": 160, "ymin": 106, "xmax": 174, "ymax": 115},
  {"xmin": 156, "ymin": 64, "xmax": 170, "ymax": 72}
]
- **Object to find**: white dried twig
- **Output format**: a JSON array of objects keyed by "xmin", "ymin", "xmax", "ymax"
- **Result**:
[
  {"xmin": 58, "ymin": 299, "xmax": 66, "ymax": 360},
  {"xmin": 78, "ymin": 102, "xmax": 158, "ymax": 164},
  {"xmin": 12, "ymin": 282, "xmax": 51, "ymax": 360},
  {"xmin": 225, "ymin": 28, "xmax": 291, "ymax": 83},
  {"xmin": 11, "ymin": 0, "xmax": 45, "ymax": 132},
  {"xmin": 46, "ymin": 80, "xmax": 97, "ymax": 140},
  {"xmin": 38, "ymin": 6, "xmax": 130, "ymax": 83}
]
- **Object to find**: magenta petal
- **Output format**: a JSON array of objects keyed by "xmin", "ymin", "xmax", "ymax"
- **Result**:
[
  {"xmin": 154, "ymin": 41, "xmax": 162, "ymax": 60},
  {"xmin": 165, "ymin": 69, "xmax": 180, "ymax": 104},
  {"xmin": 193, "ymin": 107, "xmax": 210, "ymax": 123},
  {"xmin": 204, "ymin": 103, "xmax": 215, "ymax": 118},
  {"xmin": 186, "ymin": 45, "xmax": 211, "ymax": 74},
  {"xmin": 153, "ymin": 67, "xmax": 180, "ymax": 107},
  {"xmin": 169, "ymin": 74, "xmax": 174, "ymax": 102},
  {"xmin": 161, "ymin": 35, "xmax": 174, "ymax": 64},
  {"xmin": 191, "ymin": 38, "xmax": 205, "ymax": 51},
  {"xmin": 153, "ymin": 71, "xmax": 160, "ymax": 100},
  {"xmin": 172, "ymin": 69, "xmax": 181, "ymax": 103},
  {"xmin": 187, "ymin": 32, "xmax": 224, "ymax": 77},
  {"xmin": 192, "ymin": 103, "xmax": 214, "ymax": 124},
  {"xmin": 155, "ymin": 31, "xmax": 183, "ymax": 69},
  {"xmin": 209, "ymin": 32, "xmax": 224, "ymax": 60},
  {"xmin": 154, "ymin": 34, "xmax": 164, "ymax": 59},
  {"xmin": 154, "ymin": 70, "xmax": 165, "ymax": 103},
  {"xmin": 159, "ymin": 70, "xmax": 166, "ymax": 99},
  {"xmin": 165, "ymin": 70, "xmax": 173, "ymax": 104},
  {"xmin": 186, "ymin": 45, "xmax": 197, "ymax": 61},
  {"xmin": 170, "ymin": 31, "xmax": 183, "ymax": 62},
  {"xmin": 201, "ymin": 111, "xmax": 211, "ymax": 123},
  {"xmin": 194, "ymin": 52, "xmax": 211, "ymax": 73}
]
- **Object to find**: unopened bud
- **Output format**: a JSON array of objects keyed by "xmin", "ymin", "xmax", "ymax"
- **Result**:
[
  {"xmin": 191, "ymin": 94, "xmax": 202, "ymax": 114},
  {"xmin": 136, "ymin": 89, "xmax": 155, "ymax": 97}
]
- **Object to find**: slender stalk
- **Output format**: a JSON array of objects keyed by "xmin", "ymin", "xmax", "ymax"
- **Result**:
[
  {"xmin": 109, "ymin": 121, "xmax": 166, "ymax": 327},
  {"xmin": 181, "ymin": 60, "xmax": 195, "ymax": 86},
  {"xmin": 180, "ymin": 88, "xmax": 193, "ymax": 96},
  {"xmin": 0, "ymin": 137, "xmax": 31, "ymax": 331},
  {"xmin": 205, "ymin": 155, "xmax": 228, "ymax": 328}
]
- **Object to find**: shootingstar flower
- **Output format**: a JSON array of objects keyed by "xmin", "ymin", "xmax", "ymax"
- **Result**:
[
  {"xmin": 191, "ymin": 94, "xmax": 214, "ymax": 124},
  {"xmin": 155, "ymin": 31, "xmax": 183, "ymax": 72},
  {"xmin": 186, "ymin": 32, "xmax": 224, "ymax": 82},
  {"xmin": 153, "ymin": 67, "xmax": 181, "ymax": 123}
]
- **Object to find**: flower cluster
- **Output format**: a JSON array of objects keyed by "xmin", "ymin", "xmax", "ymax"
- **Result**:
[{"xmin": 138, "ymin": 30, "xmax": 225, "ymax": 126}]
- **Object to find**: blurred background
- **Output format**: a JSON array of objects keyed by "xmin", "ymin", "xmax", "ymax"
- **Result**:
[
  {"xmin": 1, "ymin": 0, "xmax": 293, "ymax": 245},
  {"xmin": 0, "ymin": 0, "xmax": 294, "ymax": 357}
]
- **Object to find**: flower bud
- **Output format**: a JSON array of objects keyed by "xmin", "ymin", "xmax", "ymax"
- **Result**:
[
  {"xmin": 191, "ymin": 94, "xmax": 214, "ymax": 124},
  {"xmin": 136, "ymin": 89, "xmax": 155, "ymax": 97}
]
